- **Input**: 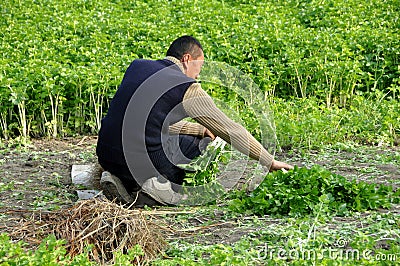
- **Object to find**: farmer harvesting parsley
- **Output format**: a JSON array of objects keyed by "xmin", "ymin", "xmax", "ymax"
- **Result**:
[{"xmin": 96, "ymin": 35, "xmax": 293, "ymax": 206}]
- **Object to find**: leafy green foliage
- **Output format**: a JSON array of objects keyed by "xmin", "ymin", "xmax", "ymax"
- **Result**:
[
  {"xmin": 229, "ymin": 165, "xmax": 399, "ymax": 217},
  {"xmin": 0, "ymin": 233, "xmax": 144, "ymax": 265},
  {"xmin": 181, "ymin": 137, "xmax": 227, "ymax": 186},
  {"xmin": 1, "ymin": 0, "xmax": 399, "ymax": 140},
  {"xmin": 0, "ymin": 181, "xmax": 15, "ymax": 192},
  {"xmin": 153, "ymin": 239, "xmax": 258, "ymax": 265},
  {"xmin": 154, "ymin": 213, "xmax": 400, "ymax": 265},
  {"xmin": 273, "ymin": 96, "xmax": 400, "ymax": 149},
  {"xmin": 0, "ymin": 234, "xmax": 94, "ymax": 265},
  {"xmin": 1, "ymin": 0, "xmax": 400, "ymax": 263}
]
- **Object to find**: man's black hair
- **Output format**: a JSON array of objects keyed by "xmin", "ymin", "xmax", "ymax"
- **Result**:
[{"xmin": 166, "ymin": 35, "xmax": 203, "ymax": 60}]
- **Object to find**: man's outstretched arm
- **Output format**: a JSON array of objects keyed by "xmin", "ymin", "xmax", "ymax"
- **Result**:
[{"xmin": 182, "ymin": 83, "xmax": 293, "ymax": 171}]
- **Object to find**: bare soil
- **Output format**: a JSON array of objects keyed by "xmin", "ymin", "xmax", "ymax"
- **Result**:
[
  {"xmin": 0, "ymin": 137, "xmax": 98, "ymax": 229},
  {"xmin": 0, "ymin": 137, "xmax": 399, "ymax": 247}
]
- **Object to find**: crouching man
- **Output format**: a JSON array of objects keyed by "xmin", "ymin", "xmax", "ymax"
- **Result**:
[{"xmin": 96, "ymin": 35, "xmax": 293, "ymax": 207}]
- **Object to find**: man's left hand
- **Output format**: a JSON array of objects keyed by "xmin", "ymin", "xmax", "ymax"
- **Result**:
[{"xmin": 203, "ymin": 128, "xmax": 215, "ymax": 140}]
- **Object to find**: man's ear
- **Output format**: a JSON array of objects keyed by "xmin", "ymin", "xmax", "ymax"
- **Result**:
[
  {"xmin": 181, "ymin": 53, "xmax": 191, "ymax": 63},
  {"xmin": 181, "ymin": 54, "xmax": 191, "ymax": 72}
]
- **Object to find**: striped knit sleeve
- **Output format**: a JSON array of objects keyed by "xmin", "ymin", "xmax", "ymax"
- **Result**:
[
  {"xmin": 169, "ymin": 120, "xmax": 205, "ymax": 137},
  {"xmin": 182, "ymin": 83, "xmax": 274, "ymax": 169}
]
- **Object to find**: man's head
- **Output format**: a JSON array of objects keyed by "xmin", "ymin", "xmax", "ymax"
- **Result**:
[{"xmin": 166, "ymin": 35, "xmax": 204, "ymax": 79}]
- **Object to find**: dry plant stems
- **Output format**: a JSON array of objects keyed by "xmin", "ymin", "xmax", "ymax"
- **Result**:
[{"xmin": 7, "ymin": 198, "xmax": 168, "ymax": 264}]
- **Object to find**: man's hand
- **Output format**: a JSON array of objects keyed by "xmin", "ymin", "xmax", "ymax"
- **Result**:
[
  {"xmin": 270, "ymin": 159, "xmax": 294, "ymax": 172},
  {"xmin": 203, "ymin": 128, "xmax": 216, "ymax": 140}
]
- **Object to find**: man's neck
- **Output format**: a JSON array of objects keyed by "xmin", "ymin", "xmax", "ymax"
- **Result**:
[{"xmin": 165, "ymin": 56, "xmax": 185, "ymax": 73}]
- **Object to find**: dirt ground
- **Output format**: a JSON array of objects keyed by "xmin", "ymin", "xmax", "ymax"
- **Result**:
[
  {"xmin": 0, "ymin": 137, "xmax": 399, "ymax": 247},
  {"xmin": 0, "ymin": 137, "xmax": 98, "ymax": 211}
]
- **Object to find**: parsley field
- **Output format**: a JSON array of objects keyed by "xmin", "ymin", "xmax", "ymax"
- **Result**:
[
  {"xmin": 0, "ymin": 0, "xmax": 399, "ymax": 265},
  {"xmin": 1, "ymin": 0, "xmax": 399, "ymax": 145}
]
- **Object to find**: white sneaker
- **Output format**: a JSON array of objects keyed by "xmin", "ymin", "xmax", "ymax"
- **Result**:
[{"xmin": 141, "ymin": 177, "xmax": 185, "ymax": 205}]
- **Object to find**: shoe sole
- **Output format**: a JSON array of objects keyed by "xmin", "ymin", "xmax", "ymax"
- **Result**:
[
  {"xmin": 100, "ymin": 173, "xmax": 134, "ymax": 205},
  {"xmin": 130, "ymin": 191, "xmax": 161, "ymax": 208}
]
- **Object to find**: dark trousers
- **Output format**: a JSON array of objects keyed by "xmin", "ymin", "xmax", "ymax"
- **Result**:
[{"xmin": 98, "ymin": 134, "xmax": 210, "ymax": 193}]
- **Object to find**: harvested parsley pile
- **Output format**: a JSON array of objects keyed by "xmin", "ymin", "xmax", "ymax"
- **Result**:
[{"xmin": 230, "ymin": 165, "xmax": 400, "ymax": 217}]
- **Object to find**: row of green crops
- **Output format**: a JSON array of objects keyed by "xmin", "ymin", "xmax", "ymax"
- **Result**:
[
  {"xmin": 272, "ymin": 96, "xmax": 400, "ymax": 149},
  {"xmin": 1, "ymin": 0, "xmax": 399, "ymax": 141}
]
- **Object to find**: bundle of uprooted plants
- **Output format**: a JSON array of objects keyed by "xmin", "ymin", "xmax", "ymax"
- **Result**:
[{"xmin": 8, "ymin": 198, "xmax": 168, "ymax": 264}]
